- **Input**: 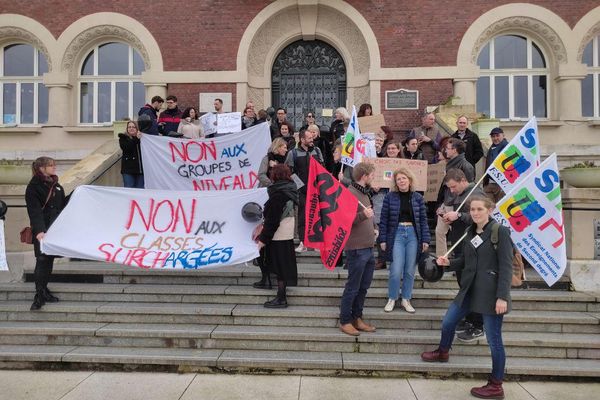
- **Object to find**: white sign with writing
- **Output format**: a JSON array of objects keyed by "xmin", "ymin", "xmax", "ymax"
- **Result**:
[{"xmin": 217, "ymin": 112, "xmax": 242, "ymax": 134}]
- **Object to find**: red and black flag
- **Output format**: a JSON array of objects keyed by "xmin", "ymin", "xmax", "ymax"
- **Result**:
[{"xmin": 305, "ymin": 158, "xmax": 358, "ymax": 270}]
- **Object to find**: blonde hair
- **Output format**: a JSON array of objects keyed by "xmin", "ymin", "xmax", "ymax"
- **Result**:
[
  {"xmin": 335, "ymin": 107, "xmax": 350, "ymax": 121},
  {"xmin": 269, "ymin": 137, "xmax": 287, "ymax": 153},
  {"xmin": 390, "ymin": 167, "xmax": 416, "ymax": 192},
  {"xmin": 469, "ymin": 195, "xmax": 495, "ymax": 210},
  {"xmin": 307, "ymin": 124, "xmax": 320, "ymax": 135}
]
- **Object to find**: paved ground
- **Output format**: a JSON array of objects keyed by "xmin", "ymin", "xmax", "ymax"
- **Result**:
[{"xmin": 0, "ymin": 370, "xmax": 598, "ymax": 400}]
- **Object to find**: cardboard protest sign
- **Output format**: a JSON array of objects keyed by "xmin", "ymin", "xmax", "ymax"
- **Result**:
[
  {"xmin": 424, "ymin": 161, "xmax": 446, "ymax": 202},
  {"xmin": 358, "ymin": 114, "xmax": 385, "ymax": 135},
  {"xmin": 41, "ymin": 186, "xmax": 268, "ymax": 269},
  {"xmin": 141, "ymin": 122, "xmax": 271, "ymax": 191},
  {"xmin": 363, "ymin": 157, "xmax": 428, "ymax": 191}
]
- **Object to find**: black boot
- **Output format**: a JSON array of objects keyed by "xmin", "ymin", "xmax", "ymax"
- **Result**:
[
  {"xmin": 253, "ymin": 272, "xmax": 272, "ymax": 289},
  {"xmin": 30, "ymin": 291, "xmax": 45, "ymax": 311},
  {"xmin": 42, "ymin": 287, "xmax": 59, "ymax": 303},
  {"xmin": 264, "ymin": 283, "xmax": 287, "ymax": 308}
]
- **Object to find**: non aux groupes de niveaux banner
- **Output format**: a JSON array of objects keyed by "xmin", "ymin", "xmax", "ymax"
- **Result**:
[
  {"xmin": 493, "ymin": 153, "xmax": 566, "ymax": 287},
  {"xmin": 486, "ymin": 116, "xmax": 540, "ymax": 193},
  {"xmin": 41, "ymin": 186, "xmax": 268, "ymax": 269},
  {"xmin": 305, "ymin": 158, "xmax": 358, "ymax": 270},
  {"xmin": 141, "ymin": 122, "xmax": 271, "ymax": 191}
]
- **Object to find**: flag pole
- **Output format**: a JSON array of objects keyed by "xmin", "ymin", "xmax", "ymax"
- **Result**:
[
  {"xmin": 442, "ymin": 231, "xmax": 468, "ymax": 258},
  {"xmin": 455, "ymin": 173, "xmax": 487, "ymax": 213}
]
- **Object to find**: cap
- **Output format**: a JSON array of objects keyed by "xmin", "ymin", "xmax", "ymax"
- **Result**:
[{"xmin": 490, "ymin": 127, "xmax": 504, "ymax": 136}]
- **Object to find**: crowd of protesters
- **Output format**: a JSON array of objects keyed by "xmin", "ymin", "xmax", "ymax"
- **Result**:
[{"xmin": 30, "ymin": 97, "xmax": 513, "ymax": 399}]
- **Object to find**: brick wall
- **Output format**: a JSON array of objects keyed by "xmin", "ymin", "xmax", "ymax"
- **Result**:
[
  {"xmin": 2, "ymin": 1, "xmax": 596, "ymax": 71},
  {"xmin": 380, "ymin": 80, "xmax": 454, "ymax": 134},
  {"xmin": 166, "ymin": 83, "xmax": 237, "ymax": 112},
  {"xmin": 347, "ymin": 0, "xmax": 599, "ymax": 68}
]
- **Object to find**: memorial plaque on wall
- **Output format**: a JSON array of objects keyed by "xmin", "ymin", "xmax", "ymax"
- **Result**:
[{"xmin": 385, "ymin": 89, "xmax": 419, "ymax": 110}]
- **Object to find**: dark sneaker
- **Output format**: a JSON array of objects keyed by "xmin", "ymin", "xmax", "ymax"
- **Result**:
[
  {"xmin": 457, "ymin": 327, "xmax": 485, "ymax": 343},
  {"xmin": 455, "ymin": 320, "xmax": 473, "ymax": 334}
]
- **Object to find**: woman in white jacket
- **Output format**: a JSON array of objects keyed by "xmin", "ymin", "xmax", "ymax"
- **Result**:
[{"xmin": 177, "ymin": 107, "xmax": 202, "ymax": 139}]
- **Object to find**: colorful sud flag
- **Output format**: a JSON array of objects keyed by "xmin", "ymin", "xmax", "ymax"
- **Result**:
[
  {"xmin": 305, "ymin": 157, "xmax": 358, "ymax": 270},
  {"xmin": 486, "ymin": 116, "xmax": 540, "ymax": 192},
  {"xmin": 492, "ymin": 153, "xmax": 566, "ymax": 287},
  {"xmin": 341, "ymin": 105, "xmax": 364, "ymax": 167}
]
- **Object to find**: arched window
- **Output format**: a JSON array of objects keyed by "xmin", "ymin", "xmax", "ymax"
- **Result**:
[
  {"xmin": 79, "ymin": 42, "xmax": 146, "ymax": 124},
  {"xmin": 0, "ymin": 43, "xmax": 48, "ymax": 125},
  {"xmin": 476, "ymin": 35, "xmax": 548, "ymax": 120},
  {"xmin": 582, "ymin": 35, "xmax": 600, "ymax": 119}
]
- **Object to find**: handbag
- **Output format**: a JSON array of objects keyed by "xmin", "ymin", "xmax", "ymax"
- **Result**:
[{"xmin": 20, "ymin": 183, "xmax": 55, "ymax": 245}]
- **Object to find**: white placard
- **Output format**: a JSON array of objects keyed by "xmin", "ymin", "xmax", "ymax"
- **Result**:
[
  {"xmin": 0, "ymin": 220, "xmax": 7, "ymax": 271},
  {"xmin": 199, "ymin": 112, "xmax": 217, "ymax": 136},
  {"xmin": 41, "ymin": 186, "xmax": 268, "ymax": 269},
  {"xmin": 217, "ymin": 112, "xmax": 242, "ymax": 134}
]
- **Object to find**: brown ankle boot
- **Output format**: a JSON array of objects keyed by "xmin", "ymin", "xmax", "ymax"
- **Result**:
[
  {"xmin": 340, "ymin": 323, "xmax": 360, "ymax": 336},
  {"xmin": 420, "ymin": 347, "xmax": 449, "ymax": 362},
  {"xmin": 352, "ymin": 318, "xmax": 376, "ymax": 332},
  {"xmin": 470, "ymin": 377, "xmax": 504, "ymax": 399}
]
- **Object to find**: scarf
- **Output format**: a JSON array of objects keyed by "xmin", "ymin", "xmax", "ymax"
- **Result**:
[
  {"xmin": 268, "ymin": 180, "xmax": 299, "ymax": 205},
  {"xmin": 351, "ymin": 181, "xmax": 372, "ymax": 200}
]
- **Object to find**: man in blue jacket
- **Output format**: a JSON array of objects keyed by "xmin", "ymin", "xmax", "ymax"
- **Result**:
[{"xmin": 137, "ymin": 96, "xmax": 164, "ymax": 135}]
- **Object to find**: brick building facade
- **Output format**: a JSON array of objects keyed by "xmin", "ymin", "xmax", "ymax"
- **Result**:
[{"xmin": 1, "ymin": 1, "xmax": 599, "ymax": 162}]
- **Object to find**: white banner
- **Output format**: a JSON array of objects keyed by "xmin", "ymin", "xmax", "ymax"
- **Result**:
[
  {"xmin": 0, "ymin": 220, "xmax": 7, "ymax": 271},
  {"xmin": 217, "ymin": 112, "xmax": 241, "ymax": 134},
  {"xmin": 486, "ymin": 116, "xmax": 540, "ymax": 192},
  {"xmin": 493, "ymin": 153, "xmax": 566, "ymax": 287},
  {"xmin": 141, "ymin": 122, "xmax": 271, "ymax": 191},
  {"xmin": 41, "ymin": 186, "xmax": 268, "ymax": 269}
]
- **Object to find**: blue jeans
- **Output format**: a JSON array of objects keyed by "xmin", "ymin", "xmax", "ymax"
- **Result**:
[
  {"xmin": 439, "ymin": 293, "xmax": 506, "ymax": 380},
  {"xmin": 339, "ymin": 248, "xmax": 375, "ymax": 324},
  {"xmin": 123, "ymin": 174, "xmax": 144, "ymax": 188},
  {"xmin": 388, "ymin": 225, "xmax": 418, "ymax": 300}
]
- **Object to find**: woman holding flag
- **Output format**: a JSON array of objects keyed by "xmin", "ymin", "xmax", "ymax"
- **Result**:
[{"xmin": 421, "ymin": 196, "xmax": 512, "ymax": 399}]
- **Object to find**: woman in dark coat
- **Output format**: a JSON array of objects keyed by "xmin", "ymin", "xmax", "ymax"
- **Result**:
[
  {"xmin": 25, "ymin": 156, "xmax": 67, "ymax": 310},
  {"xmin": 256, "ymin": 164, "xmax": 299, "ymax": 308},
  {"xmin": 378, "ymin": 168, "xmax": 430, "ymax": 314},
  {"xmin": 402, "ymin": 137, "xmax": 425, "ymax": 160},
  {"xmin": 118, "ymin": 120, "xmax": 144, "ymax": 188},
  {"xmin": 421, "ymin": 196, "xmax": 513, "ymax": 399}
]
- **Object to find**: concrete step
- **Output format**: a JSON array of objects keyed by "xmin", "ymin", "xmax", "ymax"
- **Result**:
[
  {"xmin": 1, "ymin": 282, "xmax": 596, "ymax": 311},
  {"xmin": 0, "ymin": 345, "xmax": 598, "ymax": 377},
  {"xmin": 22, "ymin": 261, "xmax": 570, "ymax": 290},
  {"xmin": 1, "ymin": 301, "xmax": 598, "ymax": 333},
  {"xmin": 0, "ymin": 322, "xmax": 598, "ymax": 359}
]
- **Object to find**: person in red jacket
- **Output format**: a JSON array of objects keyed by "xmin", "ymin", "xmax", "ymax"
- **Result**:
[{"xmin": 158, "ymin": 95, "xmax": 182, "ymax": 135}]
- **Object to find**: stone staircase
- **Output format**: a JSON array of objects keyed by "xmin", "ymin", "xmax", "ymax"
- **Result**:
[{"xmin": 0, "ymin": 254, "xmax": 599, "ymax": 378}]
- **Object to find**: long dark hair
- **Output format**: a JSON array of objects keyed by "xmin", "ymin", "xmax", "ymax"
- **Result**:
[{"xmin": 181, "ymin": 107, "xmax": 198, "ymax": 120}]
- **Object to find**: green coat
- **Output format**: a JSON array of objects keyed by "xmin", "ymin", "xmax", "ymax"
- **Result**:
[{"xmin": 449, "ymin": 220, "xmax": 513, "ymax": 315}]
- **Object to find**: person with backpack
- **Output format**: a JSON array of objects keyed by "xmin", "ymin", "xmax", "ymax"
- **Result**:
[
  {"xmin": 421, "ymin": 195, "xmax": 513, "ymax": 399},
  {"xmin": 284, "ymin": 128, "xmax": 324, "ymax": 253}
]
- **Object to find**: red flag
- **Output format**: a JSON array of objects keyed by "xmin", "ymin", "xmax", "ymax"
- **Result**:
[{"xmin": 305, "ymin": 157, "xmax": 358, "ymax": 270}]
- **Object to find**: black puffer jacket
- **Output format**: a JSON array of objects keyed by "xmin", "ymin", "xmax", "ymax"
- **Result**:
[{"xmin": 118, "ymin": 133, "xmax": 143, "ymax": 175}]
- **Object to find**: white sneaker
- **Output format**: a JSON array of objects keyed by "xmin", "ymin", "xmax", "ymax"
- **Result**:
[
  {"xmin": 295, "ymin": 242, "xmax": 307, "ymax": 253},
  {"xmin": 384, "ymin": 299, "xmax": 395, "ymax": 312},
  {"xmin": 401, "ymin": 298, "xmax": 416, "ymax": 313}
]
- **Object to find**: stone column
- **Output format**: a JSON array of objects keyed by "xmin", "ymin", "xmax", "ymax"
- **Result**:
[
  {"xmin": 43, "ymin": 71, "xmax": 72, "ymax": 126},
  {"xmin": 452, "ymin": 78, "xmax": 477, "ymax": 106},
  {"xmin": 144, "ymin": 84, "xmax": 167, "ymax": 102},
  {"xmin": 555, "ymin": 64, "xmax": 587, "ymax": 121}
]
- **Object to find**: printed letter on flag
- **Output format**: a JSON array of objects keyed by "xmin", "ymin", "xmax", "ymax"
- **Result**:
[
  {"xmin": 492, "ymin": 153, "xmax": 566, "ymax": 286},
  {"xmin": 305, "ymin": 157, "xmax": 358, "ymax": 270},
  {"xmin": 41, "ymin": 186, "xmax": 268, "ymax": 269},
  {"xmin": 486, "ymin": 116, "xmax": 540, "ymax": 192},
  {"xmin": 141, "ymin": 122, "xmax": 271, "ymax": 191},
  {"xmin": 341, "ymin": 106, "xmax": 364, "ymax": 167}
]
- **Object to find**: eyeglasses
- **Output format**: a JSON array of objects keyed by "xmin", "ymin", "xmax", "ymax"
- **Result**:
[
  {"xmin": 306, "ymin": 115, "xmax": 314, "ymax": 118},
  {"xmin": 166, "ymin": 101, "xmax": 175, "ymax": 104}
]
